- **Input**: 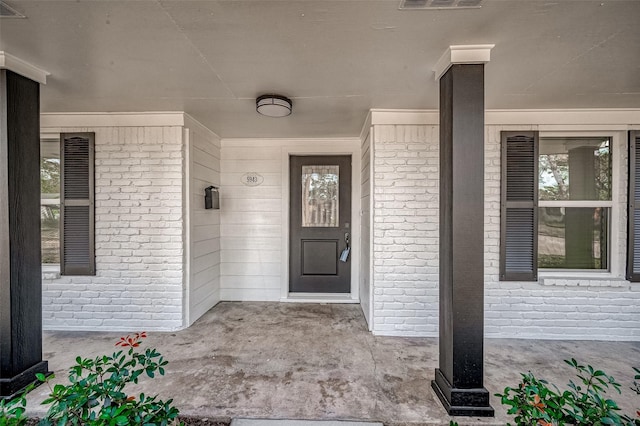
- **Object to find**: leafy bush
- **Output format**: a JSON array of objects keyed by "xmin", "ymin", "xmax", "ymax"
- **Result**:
[
  {"xmin": 497, "ymin": 358, "xmax": 640, "ymax": 426},
  {"xmin": 2, "ymin": 332, "xmax": 182, "ymax": 425},
  {"xmin": 0, "ymin": 383, "xmax": 34, "ymax": 426}
]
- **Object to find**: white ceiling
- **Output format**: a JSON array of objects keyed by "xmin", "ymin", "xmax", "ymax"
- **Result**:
[{"xmin": 1, "ymin": 0, "xmax": 639, "ymax": 138}]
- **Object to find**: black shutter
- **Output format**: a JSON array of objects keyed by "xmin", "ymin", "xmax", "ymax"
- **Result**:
[
  {"xmin": 500, "ymin": 131, "xmax": 539, "ymax": 281},
  {"xmin": 60, "ymin": 133, "xmax": 95, "ymax": 275},
  {"xmin": 627, "ymin": 131, "xmax": 640, "ymax": 281}
]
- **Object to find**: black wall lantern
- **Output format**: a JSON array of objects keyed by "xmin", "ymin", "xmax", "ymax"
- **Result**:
[{"xmin": 204, "ymin": 186, "xmax": 219, "ymax": 210}]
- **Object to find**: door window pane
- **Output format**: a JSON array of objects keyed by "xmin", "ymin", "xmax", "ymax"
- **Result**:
[
  {"xmin": 539, "ymin": 137, "xmax": 611, "ymax": 201},
  {"xmin": 538, "ymin": 207, "xmax": 608, "ymax": 269},
  {"xmin": 302, "ymin": 165, "xmax": 339, "ymax": 227}
]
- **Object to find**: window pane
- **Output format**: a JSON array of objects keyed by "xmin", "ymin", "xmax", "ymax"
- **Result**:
[
  {"xmin": 302, "ymin": 165, "xmax": 339, "ymax": 227},
  {"xmin": 539, "ymin": 137, "xmax": 611, "ymax": 201},
  {"xmin": 41, "ymin": 141, "xmax": 60, "ymax": 200},
  {"xmin": 41, "ymin": 139, "xmax": 60, "ymax": 264},
  {"xmin": 41, "ymin": 205, "xmax": 60, "ymax": 264},
  {"xmin": 538, "ymin": 207, "xmax": 608, "ymax": 269}
]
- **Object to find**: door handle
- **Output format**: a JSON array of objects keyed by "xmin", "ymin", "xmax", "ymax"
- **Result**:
[{"xmin": 340, "ymin": 233, "xmax": 351, "ymax": 262}]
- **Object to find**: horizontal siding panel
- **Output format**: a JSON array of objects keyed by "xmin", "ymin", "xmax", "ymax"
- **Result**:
[
  {"xmin": 193, "ymin": 163, "xmax": 219, "ymax": 182},
  {"xmin": 192, "ymin": 211, "xmax": 220, "ymax": 226},
  {"xmin": 220, "ymin": 275, "xmax": 281, "ymax": 289},
  {"xmin": 192, "ymin": 136, "xmax": 220, "ymax": 157},
  {"xmin": 221, "ymin": 172, "xmax": 281, "ymax": 187},
  {"xmin": 220, "ymin": 186, "xmax": 282, "ymax": 199},
  {"xmin": 220, "ymin": 288, "xmax": 280, "ymax": 302},
  {"xmin": 221, "ymin": 262, "xmax": 280, "ymax": 276},
  {"xmin": 193, "ymin": 264, "xmax": 220, "ymax": 289},
  {"xmin": 193, "ymin": 238, "xmax": 220, "ymax": 255},
  {"xmin": 222, "ymin": 159, "xmax": 281, "ymax": 173},
  {"xmin": 221, "ymin": 249, "xmax": 281, "ymax": 264},
  {"xmin": 221, "ymin": 211, "xmax": 281, "ymax": 225},
  {"xmin": 193, "ymin": 146, "xmax": 220, "ymax": 167},
  {"xmin": 222, "ymin": 147, "xmax": 281, "ymax": 160},
  {"xmin": 221, "ymin": 224, "xmax": 281, "ymax": 238},
  {"xmin": 220, "ymin": 198, "xmax": 282, "ymax": 213},
  {"xmin": 192, "ymin": 252, "xmax": 220, "ymax": 274},
  {"xmin": 221, "ymin": 236, "xmax": 281, "ymax": 251},
  {"xmin": 192, "ymin": 225, "xmax": 220, "ymax": 242}
]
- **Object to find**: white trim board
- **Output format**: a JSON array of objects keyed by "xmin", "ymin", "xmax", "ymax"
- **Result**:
[
  {"xmin": 279, "ymin": 140, "xmax": 362, "ymax": 303},
  {"xmin": 41, "ymin": 112, "xmax": 188, "ymax": 128},
  {"xmin": 0, "ymin": 51, "xmax": 49, "ymax": 84},
  {"xmin": 370, "ymin": 108, "xmax": 640, "ymax": 127}
]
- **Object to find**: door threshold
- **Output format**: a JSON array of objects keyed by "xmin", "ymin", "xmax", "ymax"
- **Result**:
[{"xmin": 282, "ymin": 293, "xmax": 359, "ymax": 304}]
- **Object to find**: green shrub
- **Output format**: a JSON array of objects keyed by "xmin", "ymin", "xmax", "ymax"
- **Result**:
[
  {"xmin": 497, "ymin": 358, "xmax": 640, "ymax": 426},
  {"xmin": 0, "ymin": 383, "xmax": 33, "ymax": 426},
  {"xmin": 2, "ymin": 332, "xmax": 182, "ymax": 425}
]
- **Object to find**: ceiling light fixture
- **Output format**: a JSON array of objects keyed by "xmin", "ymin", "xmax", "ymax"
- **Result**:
[{"xmin": 256, "ymin": 94, "xmax": 292, "ymax": 117}]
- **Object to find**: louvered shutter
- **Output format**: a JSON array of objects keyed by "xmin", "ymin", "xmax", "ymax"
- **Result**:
[
  {"xmin": 60, "ymin": 133, "xmax": 95, "ymax": 275},
  {"xmin": 627, "ymin": 131, "xmax": 640, "ymax": 281},
  {"xmin": 500, "ymin": 131, "xmax": 539, "ymax": 281}
]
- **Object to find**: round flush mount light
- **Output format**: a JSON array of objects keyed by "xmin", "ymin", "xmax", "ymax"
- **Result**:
[{"xmin": 256, "ymin": 94, "xmax": 292, "ymax": 117}]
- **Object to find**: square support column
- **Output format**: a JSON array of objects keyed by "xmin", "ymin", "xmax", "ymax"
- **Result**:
[
  {"xmin": 431, "ymin": 63, "xmax": 494, "ymax": 416},
  {"xmin": 0, "ymin": 69, "xmax": 50, "ymax": 398}
]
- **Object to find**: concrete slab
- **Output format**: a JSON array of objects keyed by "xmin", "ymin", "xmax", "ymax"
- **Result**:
[
  {"xmin": 25, "ymin": 302, "xmax": 640, "ymax": 426},
  {"xmin": 231, "ymin": 420, "xmax": 383, "ymax": 426}
]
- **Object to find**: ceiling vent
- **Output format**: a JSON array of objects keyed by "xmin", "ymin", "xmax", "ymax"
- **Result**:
[
  {"xmin": 399, "ymin": 0, "xmax": 483, "ymax": 9},
  {"xmin": 0, "ymin": 1, "xmax": 25, "ymax": 18}
]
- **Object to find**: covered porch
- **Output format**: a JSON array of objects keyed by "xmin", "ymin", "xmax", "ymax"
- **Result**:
[{"xmin": 25, "ymin": 302, "xmax": 640, "ymax": 425}]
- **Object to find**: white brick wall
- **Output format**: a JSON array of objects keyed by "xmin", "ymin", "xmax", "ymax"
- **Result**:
[
  {"xmin": 370, "ymin": 123, "xmax": 640, "ymax": 341},
  {"xmin": 372, "ymin": 125, "xmax": 440, "ymax": 336},
  {"xmin": 42, "ymin": 126, "xmax": 185, "ymax": 331},
  {"xmin": 484, "ymin": 125, "xmax": 640, "ymax": 341}
]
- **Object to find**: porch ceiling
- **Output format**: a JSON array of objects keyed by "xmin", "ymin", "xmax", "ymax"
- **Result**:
[{"xmin": 1, "ymin": 0, "xmax": 639, "ymax": 138}]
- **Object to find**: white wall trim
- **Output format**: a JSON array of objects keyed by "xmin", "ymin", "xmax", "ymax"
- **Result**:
[
  {"xmin": 182, "ymin": 127, "xmax": 192, "ymax": 328},
  {"xmin": 41, "ymin": 112, "xmax": 187, "ymax": 128},
  {"xmin": 0, "ymin": 51, "xmax": 49, "ymax": 84},
  {"xmin": 223, "ymin": 137, "xmax": 362, "ymax": 145},
  {"xmin": 279, "ymin": 140, "xmax": 362, "ymax": 302},
  {"xmin": 184, "ymin": 113, "xmax": 221, "ymax": 148},
  {"xmin": 370, "ymin": 108, "xmax": 640, "ymax": 127},
  {"xmin": 433, "ymin": 44, "xmax": 494, "ymax": 80}
]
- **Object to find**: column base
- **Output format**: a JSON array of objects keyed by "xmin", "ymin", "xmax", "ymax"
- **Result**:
[
  {"xmin": 431, "ymin": 368, "xmax": 494, "ymax": 417},
  {"xmin": 0, "ymin": 361, "xmax": 50, "ymax": 399}
]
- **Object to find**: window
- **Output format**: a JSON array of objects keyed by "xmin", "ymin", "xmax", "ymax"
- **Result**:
[
  {"xmin": 538, "ymin": 137, "xmax": 611, "ymax": 270},
  {"xmin": 41, "ymin": 138, "xmax": 61, "ymax": 265},
  {"xmin": 40, "ymin": 133, "xmax": 95, "ymax": 275},
  {"xmin": 500, "ymin": 131, "xmax": 619, "ymax": 281}
]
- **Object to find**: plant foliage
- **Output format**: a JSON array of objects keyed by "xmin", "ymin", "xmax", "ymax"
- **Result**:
[
  {"xmin": 497, "ymin": 358, "xmax": 640, "ymax": 426},
  {"xmin": 2, "ymin": 332, "xmax": 182, "ymax": 425}
]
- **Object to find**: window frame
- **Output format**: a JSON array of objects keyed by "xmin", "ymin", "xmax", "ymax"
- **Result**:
[
  {"xmin": 500, "ymin": 130, "xmax": 624, "ymax": 281},
  {"xmin": 537, "ymin": 131, "xmax": 621, "ymax": 278},
  {"xmin": 537, "ymin": 132, "xmax": 618, "ymax": 275},
  {"xmin": 40, "ymin": 135, "xmax": 61, "ymax": 269}
]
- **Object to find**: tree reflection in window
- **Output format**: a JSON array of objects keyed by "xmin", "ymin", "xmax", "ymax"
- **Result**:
[{"xmin": 302, "ymin": 165, "xmax": 339, "ymax": 227}]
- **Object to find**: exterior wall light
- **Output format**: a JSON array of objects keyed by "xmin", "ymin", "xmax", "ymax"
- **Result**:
[
  {"xmin": 256, "ymin": 94, "xmax": 292, "ymax": 117},
  {"xmin": 204, "ymin": 186, "xmax": 219, "ymax": 210}
]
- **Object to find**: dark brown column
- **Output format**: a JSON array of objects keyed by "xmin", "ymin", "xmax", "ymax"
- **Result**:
[
  {"xmin": 431, "ymin": 63, "xmax": 494, "ymax": 416},
  {"xmin": 0, "ymin": 70, "xmax": 50, "ymax": 398}
]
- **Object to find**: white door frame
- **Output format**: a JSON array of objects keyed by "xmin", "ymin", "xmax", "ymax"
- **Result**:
[{"xmin": 280, "ymin": 139, "xmax": 361, "ymax": 302}]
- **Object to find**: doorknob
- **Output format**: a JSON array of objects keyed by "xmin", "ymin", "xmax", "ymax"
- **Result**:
[{"xmin": 340, "ymin": 233, "xmax": 351, "ymax": 262}]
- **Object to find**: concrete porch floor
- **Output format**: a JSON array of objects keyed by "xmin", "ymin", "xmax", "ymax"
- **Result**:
[{"xmin": 26, "ymin": 302, "xmax": 640, "ymax": 425}]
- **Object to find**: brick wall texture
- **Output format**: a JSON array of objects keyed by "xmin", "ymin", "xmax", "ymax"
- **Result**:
[
  {"xmin": 371, "ymin": 124, "xmax": 640, "ymax": 340},
  {"xmin": 42, "ymin": 126, "xmax": 185, "ymax": 331}
]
